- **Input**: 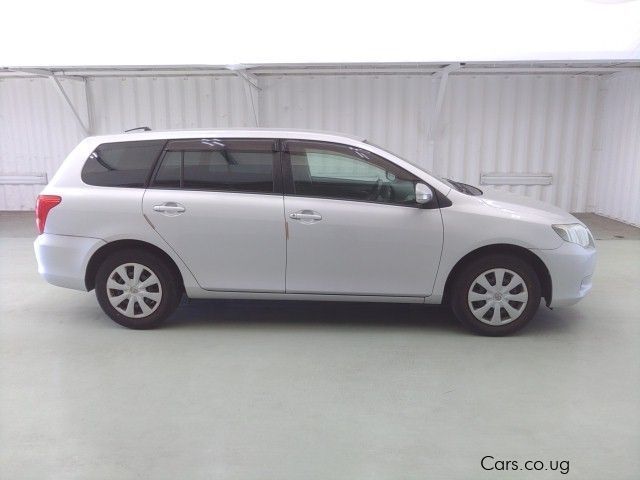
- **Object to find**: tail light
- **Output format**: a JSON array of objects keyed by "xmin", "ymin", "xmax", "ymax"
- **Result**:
[{"xmin": 35, "ymin": 195, "xmax": 61, "ymax": 234}]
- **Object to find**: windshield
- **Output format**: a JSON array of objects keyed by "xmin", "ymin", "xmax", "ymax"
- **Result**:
[{"xmin": 363, "ymin": 140, "xmax": 483, "ymax": 196}]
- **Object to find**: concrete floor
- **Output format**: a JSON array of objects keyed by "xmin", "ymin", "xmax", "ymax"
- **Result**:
[{"xmin": 1, "ymin": 212, "xmax": 639, "ymax": 479}]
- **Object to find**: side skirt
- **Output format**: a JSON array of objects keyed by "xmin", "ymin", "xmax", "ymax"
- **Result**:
[{"xmin": 184, "ymin": 288, "xmax": 429, "ymax": 304}]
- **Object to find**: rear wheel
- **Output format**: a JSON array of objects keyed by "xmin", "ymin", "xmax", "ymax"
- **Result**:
[
  {"xmin": 451, "ymin": 254, "xmax": 541, "ymax": 336},
  {"xmin": 95, "ymin": 249, "xmax": 180, "ymax": 329}
]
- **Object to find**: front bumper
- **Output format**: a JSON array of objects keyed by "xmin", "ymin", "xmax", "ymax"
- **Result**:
[
  {"xmin": 532, "ymin": 242, "xmax": 597, "ymax": 307},
  {"xmin": 34, "ymin": 234, "xmax": 105, "ymax": 291}
]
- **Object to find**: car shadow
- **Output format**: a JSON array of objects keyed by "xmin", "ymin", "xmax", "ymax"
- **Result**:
[
  {"xmin": 164, "ymin": 298, "xmax": 464, "ymax": 333},
  {"xmin": 522, "ymin": 303, "xmax": 587, "ymax": 335},
  {"xmin": 160, "ymin": 298, "xmax": 585, "ymax": 336}
]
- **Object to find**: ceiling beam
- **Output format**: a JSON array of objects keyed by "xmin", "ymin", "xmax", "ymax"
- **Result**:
[{"xmin": 226, "ymin": 65, "xmax": 261, "ymax": 127}]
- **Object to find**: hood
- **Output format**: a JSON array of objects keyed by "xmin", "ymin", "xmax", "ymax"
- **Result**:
[{"xmin": 477, "ymin": 188, "xmax": 580, "ymax": 225}]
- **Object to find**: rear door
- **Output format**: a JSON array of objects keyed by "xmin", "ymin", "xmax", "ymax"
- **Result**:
[
  {"xmin": 282, "ymin": 140, "xmax": 444, "ymax": 297},
  {"xmin": 143, "ymin": 138, "xmax": 286, "ymax": 292}
]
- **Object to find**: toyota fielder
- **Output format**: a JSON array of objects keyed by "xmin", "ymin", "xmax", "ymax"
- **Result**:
[{"xmin": 34, "ymin": 129, "xmax": 596, "ymax": 335}]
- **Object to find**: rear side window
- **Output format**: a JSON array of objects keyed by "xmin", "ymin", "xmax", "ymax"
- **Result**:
[
  {"xmin": 151, "ymin": 138, "xmax": 276, "ymax": 194},
  {"xmin": 81, "ymin": 140, "xmax": 165, "ymax": 187}
]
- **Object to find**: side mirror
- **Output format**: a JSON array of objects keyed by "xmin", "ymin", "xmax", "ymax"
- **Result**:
[{"xmin": 415, "ymin": 183, "xmax": 434, "ymax": 205}]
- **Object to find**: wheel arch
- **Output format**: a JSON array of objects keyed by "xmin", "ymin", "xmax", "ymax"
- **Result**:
[
  {"xmin": 85, "ymin": 239, "xmax": 185, "ymax": 293},
  {"xmin": 442, "ymin": 243, "xmax": 552, "ymax": 307}
]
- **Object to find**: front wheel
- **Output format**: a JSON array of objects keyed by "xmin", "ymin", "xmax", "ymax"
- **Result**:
[
  {"xmin": 95, "ymin": 249, "xmax": 180, "ymax": 329},
  {"xmin": 451, "ymin": 254, "xmax": 541, "ymax": 336}
]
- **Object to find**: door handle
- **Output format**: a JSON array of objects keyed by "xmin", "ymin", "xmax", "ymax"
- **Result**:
[
  {"xmin": 153, "ymin": 203, "xmax": 186, "ymax": 214},
  {"xmin": 289, "ymin": 210, "xmax": 322, "ymax": 221}
]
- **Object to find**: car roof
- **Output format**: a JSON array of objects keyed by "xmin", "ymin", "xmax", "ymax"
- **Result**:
[
  {"xmin": 58, "ymin": 128, "xmax": 452, "ymax": 195},
  {"xmin": 85, "ymin": 128, "xmax": 366, "ymax": 145}
]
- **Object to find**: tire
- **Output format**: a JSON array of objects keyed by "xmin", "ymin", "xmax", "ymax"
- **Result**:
[
  {"xmin": 451, "ymin": 254, "xmax": 541, "ymax": 336},
  {"xmin": 95, "ymin": 248, "xmax": 180, "ymax": 329}
]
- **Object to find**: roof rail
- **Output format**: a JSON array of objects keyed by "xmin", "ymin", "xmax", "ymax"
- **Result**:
[{"xmin": 124, "ymin": 126, "xmax": 152, "ymax": 133}]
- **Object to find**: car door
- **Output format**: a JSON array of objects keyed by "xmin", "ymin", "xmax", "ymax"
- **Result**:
[
  {"xmin": 143, "ymin": 138, "xmax": 286, "ymax": 292},
  {"xmin": 283, "ymin": 140, "xmax": 443, "ymax": 297}
]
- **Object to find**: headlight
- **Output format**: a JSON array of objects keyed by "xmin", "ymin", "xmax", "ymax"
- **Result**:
[{"xmin": 552, "ymin": 223, "xmax": 594, "ymax": 248}]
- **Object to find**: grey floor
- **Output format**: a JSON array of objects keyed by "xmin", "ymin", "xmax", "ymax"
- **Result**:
[{"xmin": 1, "ymin": 212, "xmax": 639, "ymax": 480}]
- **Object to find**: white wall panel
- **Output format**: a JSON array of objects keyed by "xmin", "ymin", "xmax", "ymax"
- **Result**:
[
  {"xmin": 0, "ymin": 77, "xmax": 86, "ymax": 209},
  {"xmin": 434, "ymin": 75, "xmax": 600, "ymax": 212},
  {"xmin": 593, "ymin": 72, "xmax": 640, "ymax": 226},
  {"xmin": 259, "ymin": 75, "xmax": 437, "ymax": 170},
  {"xmin": 1, "ymin": 70, "xmax": 635, "ymax": 221},
  {"xmin": 260, "ymin": 74, "xmax": 600, "ymax": 212},
  {"xmin": 88, "ymin": 75, "xmax": 253, "ymax": 134}
]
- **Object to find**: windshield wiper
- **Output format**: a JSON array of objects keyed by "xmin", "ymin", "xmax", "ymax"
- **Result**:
[{"xmin": 447, "ymin": 179, "xmax": 482, "ymax": 196}]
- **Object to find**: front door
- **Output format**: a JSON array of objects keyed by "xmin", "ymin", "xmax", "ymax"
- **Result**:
[{"xmin": 283, "ymin": 140, "xmax": 444, "ymax": 297}]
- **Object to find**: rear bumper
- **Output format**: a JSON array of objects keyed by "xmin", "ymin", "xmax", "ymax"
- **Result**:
[
  {"xmin": 532, "ymin": 242, "xmax": 597, "ymax": 307},
  {"xmin": 34, "ymin": 234, "xmax": 105, "ymax": 291}
]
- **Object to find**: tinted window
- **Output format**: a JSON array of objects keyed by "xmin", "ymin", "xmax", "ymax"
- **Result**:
[
  {"xmin": 287, "ymin": 141, "xmax": 419, "ymax": 206},
  {"xmin": 153, "ymin": 151, "xmax": 181, "ymax": 188},
  {"xmin": 81, "ymin": 140, "xmax": 165, "ymax": 187},
  {"xmin": 152, "ymin": 139, "xmax": 276, "ymax": 193}
]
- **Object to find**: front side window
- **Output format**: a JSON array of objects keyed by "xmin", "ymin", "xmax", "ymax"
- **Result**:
[
  {"xmin": 81, "ymin": 140, "xmax": 165, "ymax": 187},
  {"xmin": 152, "ymin": 139, "xmax": 276, "ymax": 194},
  {"xmin": 287, "ymin": 141, "xmax": 419, "ymax": 206}
]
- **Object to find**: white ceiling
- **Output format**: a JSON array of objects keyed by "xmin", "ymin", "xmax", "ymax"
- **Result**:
[{"xmin": 1, "ymin": 0, "xmax": 639, "ymax": 66}]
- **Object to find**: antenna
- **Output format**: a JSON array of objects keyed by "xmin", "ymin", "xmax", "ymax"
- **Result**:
[{"xmin": 124, "ymin": 126, "xmax": 152, "ymax": 133}]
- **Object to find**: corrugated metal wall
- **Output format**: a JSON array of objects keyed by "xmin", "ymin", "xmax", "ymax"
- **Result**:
[
  {"xmin": 260, "ymin": 75, "xmax": 437, "ymax": 171},
  {"xmin": 0, "ymin": 71, "xmax": 637, "ymax": 225},
  {"xmin": 260, "ymin": 74, "xmax": 601, "ymax": 212},
  {"xmin": 593, "ymin": 71, "xmax": 640, "ymax": 227},
  {"xmin": 0, "ymin": 77, "xmax": 87, "ymax": 209},
  {"xmin": 88, "ymin": 76, "xmax": 254, "ymax": 133},
  {"xmin": 435, "ymin": 75, "xmax": 601, "ymax": 212}
]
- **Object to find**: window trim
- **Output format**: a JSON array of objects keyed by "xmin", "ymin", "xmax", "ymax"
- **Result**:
[
  {"xmin": 282, "ymin": 139, "xmax": 440, "ymax": 209},
  {"xmin": 144, "ymin": 140, "xmax": 169, "ymax": 188},
  {"xmin": 148, "ymin": 138, "xmax": 283, "ymax": 195}
]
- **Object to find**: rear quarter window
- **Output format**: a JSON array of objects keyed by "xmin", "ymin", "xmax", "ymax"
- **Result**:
[{"xmin": 81, "ymin": 140, "xmax": 165, "ymax": 187}]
